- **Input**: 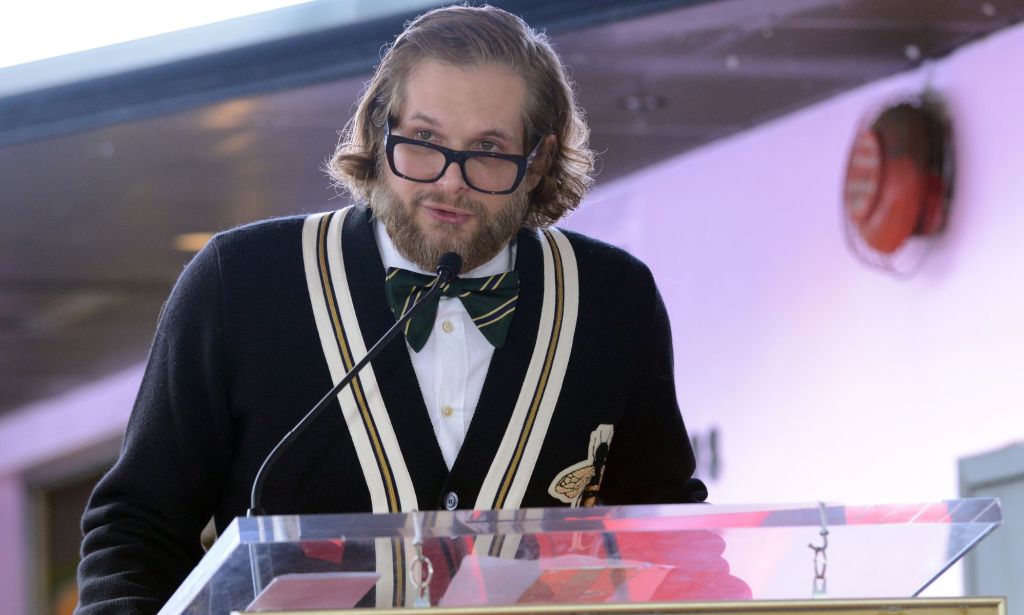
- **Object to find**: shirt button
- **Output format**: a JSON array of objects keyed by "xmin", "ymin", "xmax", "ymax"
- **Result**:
[
  {"xmin": 441, "ymin": 405, "xmax": 454, "ymax": 418},
  {"xmin": 442, "ymin": 320, "xmax": 455, "ymax": 333},
  {"xmin": 444, "ymin": 492, "xmax": 459, "ymax": 510}
]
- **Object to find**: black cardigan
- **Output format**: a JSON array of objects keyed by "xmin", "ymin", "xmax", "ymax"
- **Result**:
[{"xmin": 76, "ymin": 206, "xmax": 701, "ymax": 614}]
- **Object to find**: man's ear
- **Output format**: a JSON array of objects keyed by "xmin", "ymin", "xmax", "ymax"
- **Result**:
[{"xmin": 526, "ymin": 134, "xmax": 558, "ymax": 191}]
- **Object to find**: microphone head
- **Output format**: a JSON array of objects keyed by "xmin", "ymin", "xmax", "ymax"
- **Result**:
[{"xmin": 436, "ymin": 252, "xmax": 463, "ymax": 279}]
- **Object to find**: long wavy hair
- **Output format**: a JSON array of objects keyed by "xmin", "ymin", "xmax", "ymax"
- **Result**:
[{"xmin": 326, "ymin": 4, "xmax": 595, "ymax": 228}]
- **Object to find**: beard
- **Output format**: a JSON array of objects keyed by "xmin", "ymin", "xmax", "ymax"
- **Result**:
[{"xmin": 369, "ymin": 180, "xmax": 531, "ymax": 273}]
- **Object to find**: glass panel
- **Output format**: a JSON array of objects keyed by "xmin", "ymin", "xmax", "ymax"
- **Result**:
[{"xmin": 157, "ymin": 498, "xmax": 1002, "ymax": 614}]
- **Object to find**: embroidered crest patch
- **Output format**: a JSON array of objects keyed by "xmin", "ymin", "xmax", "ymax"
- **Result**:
[{"xmin": 547, "ymin": 424, "xmax": 614, "ymax": 507}]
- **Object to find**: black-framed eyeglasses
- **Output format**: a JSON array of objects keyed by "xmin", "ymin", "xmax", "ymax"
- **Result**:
[{"xmin": 384, "ymin": 122, "xmax": 542, "ymax": 195}]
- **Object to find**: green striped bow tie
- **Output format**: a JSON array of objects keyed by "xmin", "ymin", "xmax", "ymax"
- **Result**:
[{"xmin": 384, "ymin": 267, "xmax": 520, "ymax": 352}]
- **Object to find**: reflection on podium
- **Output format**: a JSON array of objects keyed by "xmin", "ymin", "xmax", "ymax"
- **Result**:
[{"xmin": 157, "ymin": 499, "xmax": 1003, "ymax": 614}]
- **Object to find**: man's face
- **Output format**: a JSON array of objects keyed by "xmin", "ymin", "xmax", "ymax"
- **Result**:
[{"xmin": 372, "ymin": 59, "xmax": 537, "ymax": 273}]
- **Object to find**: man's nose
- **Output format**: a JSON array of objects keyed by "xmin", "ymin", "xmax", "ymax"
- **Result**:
[{"xmin": 434, "ymin": 160, "xmax": 471, "ymax": 195}]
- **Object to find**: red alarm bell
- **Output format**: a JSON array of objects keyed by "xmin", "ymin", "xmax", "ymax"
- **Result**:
[{"xmin": 842, "ymin": 97, "xmax": 953, "ymax": 270}]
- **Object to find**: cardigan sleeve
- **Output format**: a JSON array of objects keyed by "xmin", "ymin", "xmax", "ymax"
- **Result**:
[
  {"xmin": 76, "ymin": 238, "xmax": 235, "ymax": 615},
  {"xmin": 598, "ymin": 274, "xmax": 704, "ymax": 505}
]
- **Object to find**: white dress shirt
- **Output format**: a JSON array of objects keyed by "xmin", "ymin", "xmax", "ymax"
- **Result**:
[{"xmin": 374, "ymin": 221, "xmax": 515, "ymax": 469}]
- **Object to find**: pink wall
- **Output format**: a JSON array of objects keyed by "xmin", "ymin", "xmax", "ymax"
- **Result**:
[{"xmin": 566, "ymin": 22, "xmax": 1024, "ymax": 507}]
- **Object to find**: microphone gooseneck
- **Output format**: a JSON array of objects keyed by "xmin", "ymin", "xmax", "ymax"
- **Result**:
[{"xmin": 247, "ymin": 253, "xmax": 462, "ymax": 516}]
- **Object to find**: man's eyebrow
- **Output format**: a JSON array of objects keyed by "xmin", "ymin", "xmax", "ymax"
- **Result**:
[
  {"xmin": 406, "ymin": 112, "xmax": 439, "ymax": 126},
  {"xmin": 478, "ymin": 128, "xmax": 514, "ymax": 143},
  {"xmin": 405, "ymin": 113, "xmax": 514, "ymax": 143}
]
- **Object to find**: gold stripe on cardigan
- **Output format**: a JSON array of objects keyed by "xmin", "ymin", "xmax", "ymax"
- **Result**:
[{"xmin": 475, "ymin": 227, "xmax": 580, "ymax": 510}]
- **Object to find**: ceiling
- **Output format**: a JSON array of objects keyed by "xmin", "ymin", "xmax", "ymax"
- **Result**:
[{"xmin": 2, "ymin": 0, "xmax": 1022, "ymax": 415}]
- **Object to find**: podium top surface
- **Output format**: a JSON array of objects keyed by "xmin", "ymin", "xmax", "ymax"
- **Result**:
[{"xmin": 158, "ymin": 498, "xmax": 1002, "ymax": 614}]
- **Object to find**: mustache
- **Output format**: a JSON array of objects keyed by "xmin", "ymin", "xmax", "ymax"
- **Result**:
[{"xmin": 412, "ymin": 191, "xmax": 485, "ymax": 216}]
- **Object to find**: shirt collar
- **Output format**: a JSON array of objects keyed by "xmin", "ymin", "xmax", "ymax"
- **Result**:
[{"xmin": 374, "ymin": 218, "xmax": 516, "ymax": 278}]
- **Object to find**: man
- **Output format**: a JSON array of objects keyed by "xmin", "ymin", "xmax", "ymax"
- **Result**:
[{"xmin": 76, "ymin": 5, "xmax": 703, "ymax": 614}]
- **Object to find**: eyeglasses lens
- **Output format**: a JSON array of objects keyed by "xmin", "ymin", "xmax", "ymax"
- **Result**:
[{"xmin": 393, "ymin": 142, "xmax": 520, "ymax": 192}]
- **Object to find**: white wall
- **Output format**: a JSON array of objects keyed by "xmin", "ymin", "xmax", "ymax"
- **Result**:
[{"xmin": 567, "ymin": 22, "xmax": 1024, "ymax": 507}]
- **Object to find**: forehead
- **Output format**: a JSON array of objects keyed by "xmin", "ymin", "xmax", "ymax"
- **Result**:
[{"xmin": 396, "ymin": 59, "xmax": 528, "ymax": 139}]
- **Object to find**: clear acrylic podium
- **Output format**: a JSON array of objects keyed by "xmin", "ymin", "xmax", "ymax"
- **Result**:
[{"xmin": 158, "ymin": 498, "xmax": 1004, "ymax": 614}]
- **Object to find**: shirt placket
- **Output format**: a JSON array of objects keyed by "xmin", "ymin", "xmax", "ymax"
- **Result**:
[{"xmin": 435, "ymin": 297, "xmax": 468, "ymax": 468}]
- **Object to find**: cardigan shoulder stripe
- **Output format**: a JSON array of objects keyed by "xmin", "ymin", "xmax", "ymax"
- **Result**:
[
  {"xmin": 475, "ymin": 227, "xmax": 580, "ymax": 510},
  {"xmin": 303, "ymin": 208, "xmax": 419, "ymax": 606},
  {"xmin": 302, "ymin": 208, "xmax": 419, "ymax": 514}
]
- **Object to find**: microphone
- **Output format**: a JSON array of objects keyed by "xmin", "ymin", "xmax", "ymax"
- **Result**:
[
  {"xmin": 435, "ymin": 251, "xmax": 462, "ymax": 282},
  {"xmin": 248, "ymin": 252, "xmax": 463, "ymax": 516}
]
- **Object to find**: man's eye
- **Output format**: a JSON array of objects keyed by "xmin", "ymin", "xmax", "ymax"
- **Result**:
[
  {"xmin": 479, "ymin": 140, "xmax": 498, "ymax": 151},
  {"xmin": 415, "ymin": 130, "xmax": 434, "ymax": 141}
]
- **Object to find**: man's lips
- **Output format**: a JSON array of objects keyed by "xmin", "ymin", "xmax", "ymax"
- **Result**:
[{"xmin": 422, "ymin": 203, "xmax": 475, "ymax": 225}]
